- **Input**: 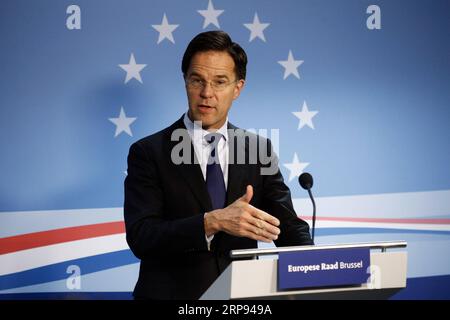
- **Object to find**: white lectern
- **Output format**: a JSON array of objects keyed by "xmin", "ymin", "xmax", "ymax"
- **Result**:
[{"xmin": 201, "ymin": 241, "xmax": 407, "ymax": 300}]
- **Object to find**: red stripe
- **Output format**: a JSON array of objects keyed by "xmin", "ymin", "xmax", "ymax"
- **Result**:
[
  {"xmin": 0, "ymin": 221, "xmax": 125, "ymax": 255},
  {"xmin": 298, "ymin": 216, "xmax": 450, "ymax": 224}
]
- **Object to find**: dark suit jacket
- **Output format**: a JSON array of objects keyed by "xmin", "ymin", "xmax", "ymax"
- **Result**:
[{"xmin": 124, "ymin": 115, "xmax": 312, "ymax": 299}]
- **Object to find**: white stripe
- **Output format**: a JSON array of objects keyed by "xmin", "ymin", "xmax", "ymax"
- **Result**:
[
  {"xmin": 0, "ymin": 207, "xmax": 124, "ymax": 238},
  {"xmin": 293, "ymin": 189, "xmax": 450, "ymax": 218},
  {"xmin": 0, "ymin": 233, "xmax": 128, "ymax": 276},
  {"xmin": 301, "ymin": 219, "xmax": 450, "ymax": 232}
]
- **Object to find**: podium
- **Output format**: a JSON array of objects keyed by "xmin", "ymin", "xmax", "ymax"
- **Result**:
[{"xmin": 200, "ymin": 241, "xmax": 407, "ymax": 300}]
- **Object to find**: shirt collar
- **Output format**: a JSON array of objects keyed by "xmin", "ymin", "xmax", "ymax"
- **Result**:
[{"xmin": 183, "ymin": 112, "xmax": 228, "ymax": 145}]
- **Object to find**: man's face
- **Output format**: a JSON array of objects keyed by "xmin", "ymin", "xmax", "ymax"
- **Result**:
[{"xmin": 185, "ymin": 50, "xmax": 245, "ymax": 131}]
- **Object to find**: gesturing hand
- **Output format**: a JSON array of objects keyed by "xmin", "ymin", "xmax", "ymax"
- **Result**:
[{"xmin": 204, "ymin": 185, "xmax": 281, "ymax": 243}]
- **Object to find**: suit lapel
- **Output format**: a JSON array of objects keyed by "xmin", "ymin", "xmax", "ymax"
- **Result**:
[
  {"xmin": 226, "ymin": 123, "xmax": 248, "ymax": 205},
  {"xmin": 163, "ymin": 117, "xmax": 249, "ymax": 212},
  {"xmin": 164, "ymin": 116, "xmax": 213, "ymax": 212}
]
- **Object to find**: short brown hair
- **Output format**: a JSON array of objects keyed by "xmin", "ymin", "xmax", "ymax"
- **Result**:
[{"xmin": 182, "ymin": 31, "xmax": 248, "ymax": 80}]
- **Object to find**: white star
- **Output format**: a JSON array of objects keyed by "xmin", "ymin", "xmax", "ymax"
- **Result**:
[
  {"xmin": 152, "ymin": 13, "xmax": 179, "ymax": 44},
  {"xmin": 197, "ymin": 0, "xmax": 224, "ymax": 29},
  {"xmin": 118, "ymin": 53, "xmax": 147, "ymax": 84},
  {"xmin": 278, "ymin": 50, "xmax": 304, "ymax": 80},
  {"xmin": 292, "ymin": 101, "xmax": 319, "ymax": 130},
  {"xmin": 244, "ymin": 13, "xmax": 270, "ymax": 42},
  {"xmin": 109, "ymin": 107, "xmax": 137, "ymax": 138},
  {"xmin": 283, "ymin": 153, "xmax": 310, "ymax": 182}
]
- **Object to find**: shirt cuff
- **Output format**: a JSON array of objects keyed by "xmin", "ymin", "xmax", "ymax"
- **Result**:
[{"xmin": 204, "ymin": 213, "xmax": 215, "ymax": 251}]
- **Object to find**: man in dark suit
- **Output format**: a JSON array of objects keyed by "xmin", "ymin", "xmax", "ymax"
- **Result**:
[{"xmin": 124, "ymin": 30, "xmax": 312, "ymax": 300}]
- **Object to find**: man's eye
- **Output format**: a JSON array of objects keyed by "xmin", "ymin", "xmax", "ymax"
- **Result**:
[
  {"xmin": 214, "ymin": 80, "xmax": 227, "ymax": 86},
  {"xmin": 190, "ymin": 79, "xmax": 203, "ymax": 85}
]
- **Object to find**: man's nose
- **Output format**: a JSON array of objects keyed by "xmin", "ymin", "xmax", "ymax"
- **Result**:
[{"xmin": 200, "ymin": 82, "xmax": 214, "ymax": 98}]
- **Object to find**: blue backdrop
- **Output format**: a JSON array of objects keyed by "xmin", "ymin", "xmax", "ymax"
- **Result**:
[{"xmin": 0, "ymin": 0, "xmax": 449, "ymax": 299}]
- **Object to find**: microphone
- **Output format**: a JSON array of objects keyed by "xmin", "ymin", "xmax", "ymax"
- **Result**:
[{"xmin": 298, "ymin": 172, "xmax": 316, "ymax": 245}]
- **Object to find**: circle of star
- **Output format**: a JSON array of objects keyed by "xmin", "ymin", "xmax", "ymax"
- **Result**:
[
  {"xmin": 197, "ymin": 0, "xmax": 224, "ymax": 29},
  {"xmin": 152, "ymin": 13, "xmax": 179, "ymax": 44},
  {"xmin": 108, "ymin": 107, "xmax": 137, "ymax": 137},
  {"xmin": 244, "ymin": 13, "xmax": 270, "ymax": 42},
  {"xmin": 118, "ymin": 53, "xmax": 147, "ymax": 84},
  {"xmin": 283, "ymin": 153, "xmax": 310, "ymax": 182},
  {"xmin": 292, "ymin": 101, "xmax": 319, "ymax": 130},
  {"xmin": 278, "ymin": 50, "xmax": 304, "ymax": 79}
]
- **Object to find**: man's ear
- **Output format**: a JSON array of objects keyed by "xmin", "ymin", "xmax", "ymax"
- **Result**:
[{"xmin": 233, "ymin": 79, "xmax": 245, "ymax": 100}]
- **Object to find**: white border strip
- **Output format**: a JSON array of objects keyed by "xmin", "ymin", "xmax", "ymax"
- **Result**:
[{"xmin": 0, "ymin": 233, "xmax": 128, "ymax": 276}]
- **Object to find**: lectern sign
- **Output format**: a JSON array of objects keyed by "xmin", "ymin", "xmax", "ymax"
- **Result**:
[{"xmin": 278, "ymin": 247, "xmax": 370, "ymax": 290}]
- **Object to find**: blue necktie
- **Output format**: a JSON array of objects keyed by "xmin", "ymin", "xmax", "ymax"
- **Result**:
[{"xmin": 205, "ymin": 133, "xmax": 226, "ymax": 210}]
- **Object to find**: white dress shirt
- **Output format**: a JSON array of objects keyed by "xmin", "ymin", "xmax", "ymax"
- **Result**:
[
  {"xmin": 183, "ymin": 112, "xmax": 229, "ymax": 250},
  {"xmin": 183, "ymin": 112, "xmax": 229, "ymax": 187}
]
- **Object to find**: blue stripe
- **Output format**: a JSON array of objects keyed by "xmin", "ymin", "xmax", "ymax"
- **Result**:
[{"xmin": 0, "ymin": 249, "xmax": 138, "ymax": 291}]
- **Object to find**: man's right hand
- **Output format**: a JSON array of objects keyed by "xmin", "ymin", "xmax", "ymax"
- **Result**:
[{"xmin": 204, "ymin": 185, "xmax": 281, "ymax": 243}]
